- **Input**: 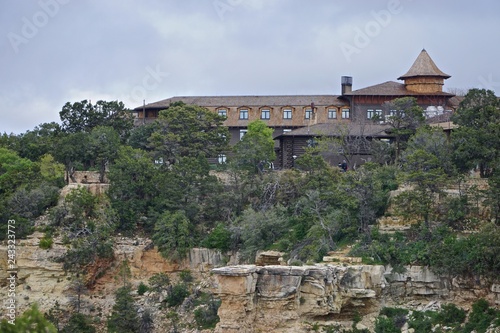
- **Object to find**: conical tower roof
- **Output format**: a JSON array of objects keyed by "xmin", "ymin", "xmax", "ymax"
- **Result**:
[{"xmin": 398, "ymin": 49, "xmax": 450, "ymax": 80}]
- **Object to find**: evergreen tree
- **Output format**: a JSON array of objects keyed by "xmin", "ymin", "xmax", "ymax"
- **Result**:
[
  {"xmin": 152, "ymin": 210, "xmax": 192, "ymax": 261},
  {"xmin": 451, "ymin": 88, "xmax": 500, "ymax": 178},
  {"xmin": 61, "ymin": 313, "xmax": 96, "ymax": 333},
  {"xmin": 148, "ymin": 102, "xmax": 228, "ymax": 164},
  {"xmin": 107, "ymin": 286, "xmax": 140, "ymax": 333},
  {"xmin": 232, "ymin": 120, "xmax": 275, "ymax": 174},
  {"xmin": 383, "ymin": 97, "xmax": 425, "ymax": 163}
]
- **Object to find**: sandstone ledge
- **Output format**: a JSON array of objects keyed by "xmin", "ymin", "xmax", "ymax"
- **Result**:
[{"xmin": 211, "ymin": 264, "xmax": 500, "ymax": 333}]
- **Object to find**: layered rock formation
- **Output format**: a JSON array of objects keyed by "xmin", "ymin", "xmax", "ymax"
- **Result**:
[
  {"xmin": 2, "ymin": 228, "xmax": 500, "ymax": 333},
  {"xmin": 212, "ymin": 264, "xmax": 500, "ymax": 333}
]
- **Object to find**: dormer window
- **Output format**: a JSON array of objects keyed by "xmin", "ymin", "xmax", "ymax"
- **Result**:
[
  {"xmin": 261, "ymin": 108, "xmax": 270, "ymax": 120},
  {"xmin": 342, "ymin": 108, "xmax": 350, "ymax": 119},
  {"xmin": 217, "ymin": 108, "xmax": 227, "ymax": 118},
  {"xmin": 305, "ymin": 108, "xmax": 313, "ymax": 119},
  {"xmin": 283, "ymin": 108, "xmax": 292, "ymax": 119},
  {"xmin": 239, "ymin": 109, "xmax": 249, "ymax": 120},
  {"xmin": 328, "ymin": 108, "xmax": 337, "ymax": 119}
]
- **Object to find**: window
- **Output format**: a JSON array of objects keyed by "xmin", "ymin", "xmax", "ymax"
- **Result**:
[
  {"xmin": 342, "ymin": 108, "xmax": 350, "ymax": 119},
  {"xmin": 305, "ymin": 108, "xmax": 313, "ymax": 119},
  {"xmin": 217, "ymin": 154, "xmax": 227, "ymax": 164},
  {"xmin": 283, "ymin": 108, "xmax": 292, "ymax": 119},
  {"xmin": 239, "ymin": 109, "xmax": 248, "ymax": 120},
  {"xmin": 328, "ymin": 108, "xmax": 337, "ymax": 119},
  {"xmin": 307, "ymin": 138, "xmax": 317, "ymax": 147},
  {"xmin": 239, "ymin": 129, "xmax": 247, "ymax": 140},
  {"xmin": 283, "ymin": 129, "xmax": 292, "ymax": 133},
  {"xmin": 261, "ymin": 109, "xmax": 270, "ymax": 120},
  {"xmin": 367, "ymin": 109, "xmax": 383, "ymax": 119},
  {"xmin": 217, "ymin": 109, "xmax": 227, "ymax": 118},
  {"xmin": 389, "ymin": 110, "xmax": 397, "ymax": 117}
]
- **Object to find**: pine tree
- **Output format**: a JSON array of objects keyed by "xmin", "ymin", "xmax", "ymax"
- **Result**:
[
  {"xmin": 62, "ymin": 313, "xmax": 96, "ymax": 333},
  {"xmin": 107, "ymin": 286, "xmax": 140, "ymax": 333}
]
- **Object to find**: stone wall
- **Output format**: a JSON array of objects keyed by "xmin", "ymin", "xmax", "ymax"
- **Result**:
[{"xmin": 69, "ymin": 171, "xmax": 108, "ymax": 184}]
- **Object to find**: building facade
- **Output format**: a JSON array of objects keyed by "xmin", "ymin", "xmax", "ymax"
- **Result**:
[{"xmin": 133, "ymin": 49, "xmax": 460, "ymax": 168}]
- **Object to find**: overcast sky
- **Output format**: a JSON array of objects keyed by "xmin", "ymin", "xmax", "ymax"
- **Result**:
[{"xmin": 1, "ymin": 0, "xmax": 499, "ymax": 134}]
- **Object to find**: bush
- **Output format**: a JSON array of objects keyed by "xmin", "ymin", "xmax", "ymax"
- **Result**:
[
  {"xmin": 408, "ymin": 311, "xmax": 433, "ymax": 333},
  {"xmin": 0, "ymin": 304, "xmax": 57, "ymax": 332},
  {"xmin": 148, "ymin": 273, "xmax": 170, "ymax": 293},
  {"xmin": 201, "ymin": 223, "xmax": 231, "ymax": 251},
  {"xmin": 434, "ymin": 303, "xmax": 465, "ymax": 327},
  {"xmin": 194, "ymin": 298, "xmax": 221, "ymax": 329},
  {"xmin": 137, "ymin": 282, "xmax": 149, "ymax": 296},
  {"xmin": 376, "ymin": 307, "xmax": 408, "ymax": 332},
  {"xmin": 65, "ymin": 186, "xmax": 98, "ymax": 219},
  {"xmin": 179, "ymin": 270, "xmax": 193, "ymax": 283},
  {"xmin": 165, "ymin": 283, "xmax": 190, "ymax": 307},
  {"xmin": 39, "ymin": 237, "xmax": 53, "ymax": 249},
  {"xmin": 374, "ymin": 316, "xmax": 400, "ymax": 333},
  {"xmin": 61, "ymin": 313, "xmax": 96, "ymax": 333},
  {"xmin": 8, "ymin": 183, "xmax": 60, "ymax": 219},
  {"xmin": 379, "ymin": 307, "xmax": 409, "ymax": 318},
  {"xmin": 463, "ymin": 298, "xmax": 500, "ymax": 333}
]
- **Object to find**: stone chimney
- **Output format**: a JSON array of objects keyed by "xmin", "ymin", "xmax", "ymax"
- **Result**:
[{"xmin": 341, "ymin": 76, "xmax": 352, "ymax": 95}]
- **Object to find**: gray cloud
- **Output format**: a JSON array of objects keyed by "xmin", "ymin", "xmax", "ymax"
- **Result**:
[{"xmin": 1, "ymin": 0, "xmax": 499, "ymax": 133}]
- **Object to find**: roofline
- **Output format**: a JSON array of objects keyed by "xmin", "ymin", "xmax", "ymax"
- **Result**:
[{"xmin": 133, "ymin": 94, "xmax": 348, "ymax": 111}]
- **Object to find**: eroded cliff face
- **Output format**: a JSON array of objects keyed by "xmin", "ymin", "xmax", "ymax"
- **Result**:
[
  {"xmin": 0, "ymin": 232, "xmax": 71, "ymax": 312},
  {"xmin": 2, "ymin": 230, "xmax": 500, "ymax": 333},
  {"xmin": 0, "ymin": 231, "xmax": 231, "ymax": 331},
  {"xmin": 212, "ymin": 265, "xmax": 500, "ymax": 333}
]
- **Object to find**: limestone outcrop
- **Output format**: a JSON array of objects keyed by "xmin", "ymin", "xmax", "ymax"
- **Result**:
[{"xmin": 212, "ymin": 264, "xmax": 500, "ymax": 333}]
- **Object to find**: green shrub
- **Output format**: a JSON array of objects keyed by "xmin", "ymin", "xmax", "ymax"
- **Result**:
[
  {"xmin": 194, "ymin": 298, "xmax": 221, "ymax": 329},
  {"xmin": 201, "ymin": 223, "xmax": 231, "ymax": 251},
  {"xmin": 148, "ymin": 273, "xmax": 170, "ymax": 293},
  {"xmin": 379, "ymin": 307, "xmax": 409, "ymax": 319},
  {"xmin": 374, "ymin": 316, "xmax": 400, "ymax": 333},
  {"xmin": 179, "ymin": 270, "xmax": 194, "ymax": 283},
  {"xmin": 165, "ymin": 283, "xmax": 190, "ymax": 307},
  {"xmin": 61, "ymin": 313, "xmax": 96, "ymax": 333},
  {"xmin": 463, "ymin": 298, "xmax": 500, "ymax": 333},
  {"xmin": 434, "ymin": 303, "xmax": 465, "ymax": 327},
  {"xmin": 39, "ymin": 237, "xmax": 53, "ymax": 249},
  {"xmin": 137, "ymin": 282, "xmax": 149, "ymax": 296},
  {"xmin": 408, "ymin": 311, "xmax": 433, "ymax": 333},
  {"xmin": 376, "ymin": 307, "xmax": 408, "ymax": 333},
  {"xmin": 65, "ymin": 186, "xmax": 98, "ymax": 219}
]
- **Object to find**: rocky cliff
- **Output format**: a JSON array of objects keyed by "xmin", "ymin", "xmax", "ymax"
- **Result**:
[
  {"xmin": 212, "ymin": 264, "xmax": 500, "ymax": 333},
  {"xmin": 2, "ymin": 229, "xmax": 500, "ymax": 332},
  {"xmin": 0, "ymin": 230, "xmax": 231, "ymax": 331}
]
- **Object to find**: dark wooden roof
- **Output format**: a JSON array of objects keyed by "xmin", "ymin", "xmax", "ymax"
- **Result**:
[
  {"xmin": 135, "ymin": 95, "xmax": 347, "ymax": 111},
  {"xmin": 447, "ymin": 95, "xmax": 464, "ymax": 109},
  {"xmin": 398, "ymin": 49, "xmax": 451, "ymax": 80},
  {"xmin": 279, "ymin": 122, "xmax": 393, "ymax": 138},
  {"xmin": 345, "ymin": 81, "xmax": 454, "ymax": 96}
]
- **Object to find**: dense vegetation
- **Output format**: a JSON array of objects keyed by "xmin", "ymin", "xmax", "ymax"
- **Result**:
[
  {"xmin": 1, "ymin": 93, "xmax": 499, "ymax": 268},
  {"xmin": 370, "ymin": 300, "xmax": 500, "ymax": 333},
  {"xmin": 0, "ymin": 91, "xmax": 499, "ymax": 331}
]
